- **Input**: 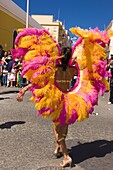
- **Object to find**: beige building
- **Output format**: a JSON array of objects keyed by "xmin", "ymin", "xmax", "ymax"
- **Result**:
[
  {"xmin": 0, "ymin": 0, "xmax": 71, "ymax": 51},
  {"xmin": 0, "ymin": 0, "xmax": 42, "ymax": 50},
  {"xmin": 32, "ymin": 15, "xmax": 72, "ymax": 48},
  {"xmin": 106, "ymin": 20, "xmax": 113, "ymax": 57}
]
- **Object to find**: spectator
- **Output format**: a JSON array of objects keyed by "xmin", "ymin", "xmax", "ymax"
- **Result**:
[
  {"xmin": 0, "ymin": 45, "xmax": 4, "ymax": 58},
  {"xmin": 1, "ymin": 51, "xmax": 8, "ymax": 86},
  {"xmin": 7, "ymin": 55, "xmax": 14, "ymax": 87},
  {"xmin": 70, "ymin": 75, "xmax": 78, "ymax": 89},
  {"xmin": 2, "ymin": 51, "xmax": 8, "ymax": 65},
  {"xmin": 8, "ymin": 63, "xmax": 16, "ymax": 87},
  {"xmin": 0, "ymin": 56, "xmax": 3, "ymax": 86},
  {"xmin": 107, "ymin": 54, "xmax": 113, "ymax": 104},
  {"xmin": 2, "ymin": 64, "xmax": 8, "ymax": 87},
  {"xmin": 14, "ymin": 58, "xmax": 23, "ymax": 87}
]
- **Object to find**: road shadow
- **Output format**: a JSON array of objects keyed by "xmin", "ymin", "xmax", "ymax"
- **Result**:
[
  {"xmin": 0, "ymin": 121, "xmax": 26, "ymax": 129},
  {"xmin": 0, "ymin": 97, "xmax": 11, "ymax": 100},
  {"xmin": 69, "ymin": 140, "xmax": 113, "ymax": 164},
  {"xmin": 0, "ymin": 90, "xmax": 19, "ymax": 95}
]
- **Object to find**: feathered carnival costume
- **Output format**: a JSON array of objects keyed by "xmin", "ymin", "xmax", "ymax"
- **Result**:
[{"xmin": 11, "ymin": 27, "xmax": 113, "ymax": 126}]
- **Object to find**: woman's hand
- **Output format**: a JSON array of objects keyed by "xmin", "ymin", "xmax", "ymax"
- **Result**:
[
  {"xmin": 16, "ymin": 84, "xmax": 32, "ymax": 102},
  {"xmin": 16, "ymin": 92, "xmax": 24, "ymax": 102}
]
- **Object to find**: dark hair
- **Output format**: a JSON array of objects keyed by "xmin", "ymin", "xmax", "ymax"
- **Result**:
[
  {"xmin": 0, "ymin": 45, "xmax": 3, "ymax": 49},
  {"xmin": 110, "ymin": 54, "xmax": 113, "ymax": 59},
  {"xmin": 0, "ymin": 55, "xmax": 2, "ymax": 60},
  {"xmin": 61, "ymin": 47, "xmax": 72, "ymax": 71}
]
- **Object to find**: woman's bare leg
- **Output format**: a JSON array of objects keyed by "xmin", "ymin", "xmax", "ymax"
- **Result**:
[
  {"xmin": 52, "ymin": 123, "xmax": 60, "ymax": 155},
  {"xmin": 55, "ymin": 124, "xmax": 72, "ymax": 167}
]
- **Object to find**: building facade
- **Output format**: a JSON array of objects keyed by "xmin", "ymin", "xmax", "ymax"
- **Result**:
[
  {"xmin": 32, "ymin": 15, "xmax": 72, "ymax": 48},
  {"xmin": 106, "ymin": 20, "xmax": 113, "ymax": 57},
  {"xmin": 0, "ymin": 0, "xmax": 42, "ymax": 50}
]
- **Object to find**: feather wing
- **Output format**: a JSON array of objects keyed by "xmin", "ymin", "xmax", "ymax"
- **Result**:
[
  {"xmin": 11, "ymin": 28, "xmax": 65, "ymax": 124},
  {"xmin": 64, "ymin": 27, "xmax": 112, "ymax": 124},
  {"xmin": 11, "ymin": 27, "xmax": 113, "ymax": 126}
]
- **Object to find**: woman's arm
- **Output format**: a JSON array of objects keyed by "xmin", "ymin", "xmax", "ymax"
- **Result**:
[{"xmin": 16, "ymin": 83, "xmax": 32, "ymax": 102}]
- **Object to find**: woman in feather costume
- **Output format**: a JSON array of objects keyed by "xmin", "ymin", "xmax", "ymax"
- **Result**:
[{"xmin": 11, "ymin": 27, "xmax": 113, "ymax": 167}]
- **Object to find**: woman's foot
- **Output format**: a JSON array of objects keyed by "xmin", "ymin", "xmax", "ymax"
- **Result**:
[
  {"xmin": 108, "ymin": 101, "xmax": 111, "ymax": 104},
  {"xmin": 54, "ymin": 146, "xmax": 61, "ymax": 158},
  {"xmin": 60, "ymin": 156, "xmax": 72, "ymax": 168}
]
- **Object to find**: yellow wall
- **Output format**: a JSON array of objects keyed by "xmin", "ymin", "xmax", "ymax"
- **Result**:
[{"xmin": 0, "ymin": 10, "xmax": 25, "ymax": 51}]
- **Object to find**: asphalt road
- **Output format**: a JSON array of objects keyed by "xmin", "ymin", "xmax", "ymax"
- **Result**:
[{"xmin": 0, "ymin": 87, "xmax": 113, "ymax": 170}]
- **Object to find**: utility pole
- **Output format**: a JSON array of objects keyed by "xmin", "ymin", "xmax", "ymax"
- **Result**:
[
  {"xmin": 26, "ymin": 0, "xmax": 29, "ymax": 28},
  {"xmin": 58, "ymin": 8, "xmax": 60, "ymax": 21}
]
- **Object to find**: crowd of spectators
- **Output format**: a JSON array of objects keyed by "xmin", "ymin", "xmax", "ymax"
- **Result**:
[
  {"xmin": 0, "ymin": 45, "xmax": 27, "ymax": 88},
  {"xmin": 0, "ymin": 43, "xmax": 113, "ymax": 104}
]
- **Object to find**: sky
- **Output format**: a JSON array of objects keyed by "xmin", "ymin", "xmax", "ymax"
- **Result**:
[{"xmin": 12, "ymin": 0, "xmax": 113, "ymax": 38}]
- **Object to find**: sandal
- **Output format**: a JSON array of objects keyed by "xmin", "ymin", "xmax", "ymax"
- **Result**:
[
  {"xmin": 60, "ymin": 156, "xmax": 72, "ymax": 168},
  {"xmin": 54, "ymin": 147, "xmax": 61, "ymax": 158}
]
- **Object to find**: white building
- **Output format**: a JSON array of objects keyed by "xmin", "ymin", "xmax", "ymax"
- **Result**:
[
  {"xmin": 106, "ymin": 20, "xmax": 113, "ymax": 57},
  {"xmin": 32, "ymin": 15, "xmax": 72, "ymax": 47}
]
